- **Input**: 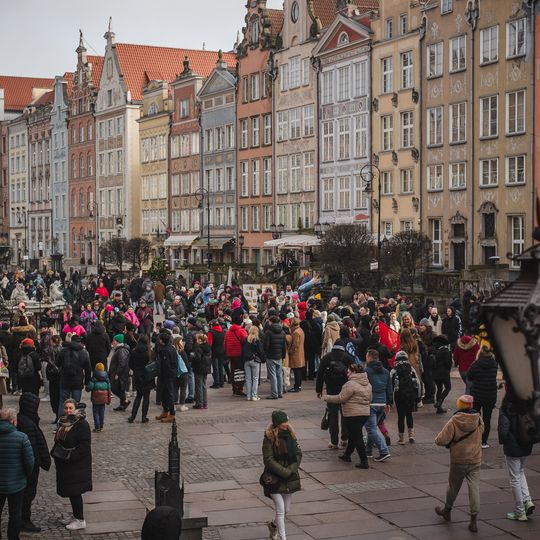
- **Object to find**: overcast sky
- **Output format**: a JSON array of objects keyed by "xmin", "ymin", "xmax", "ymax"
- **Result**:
[{"xmin": 1, "ymin": 0, "xmax": 283, "ymax": 77}]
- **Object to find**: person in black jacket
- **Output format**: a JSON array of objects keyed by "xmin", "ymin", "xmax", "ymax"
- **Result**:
[
  {"xmin": 300, "ymin": 309, "xmax": 323, "ymax": 380},
  {"xmin": 109, "ymin": 334, "xmax": 131, "ymax": 411},
  {"xmin": 128, "ymin": 335, "xmax": 154, "ymax": 423},
  {"xmin": 498, "ymin": 389, "xmax": 536, "ymax": 521},
  {"xmin": 190, "ymin": 334, "xmax": 212, "ymax": 409},
  {"xmin": 85, "ymin": 322, "xmax": 111, "ymax": 371},
  {"xmin": 17, "ymin": 393, "xmax": 51, "ymax": 533},
  {"xmin": 468, "ymin": 346, "xmax": 498, "ymax": 448},
  {"xmin": 441, "ymin": 307, "xmax": 462, "ymax": 348},
  {"xmin": 16, "ymin": 339, "xmax": 41, "ymax": 396},
  {"xmin": 56, "ymin": 336, "xmax": 92, "ymax": 419},
  {"xmin": 155, "ymin": 333, "xmax": 178, "ymax": 423},
  {"xmin": 263, "ymin": 317, "xmax": 287, "ymax": 400},
  {"xmin": 208, "ymin": 321, "xmax": 226, "ymax": 388},
  {"xmin": 316, "ymin": 340, "xmax": 351, "ymax": 449},
  {"xmin": 432, "ymin": 335, "xmax": 452, "ymax": 414}
]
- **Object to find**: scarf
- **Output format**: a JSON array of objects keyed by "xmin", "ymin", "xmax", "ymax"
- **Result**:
[
  {"xmin": 55, "ymin": 413, "xmax": 82, "ymax": 442},
  {"xmin": 275, "ymin": 428, "xmax": 297, "ymax": 464}
]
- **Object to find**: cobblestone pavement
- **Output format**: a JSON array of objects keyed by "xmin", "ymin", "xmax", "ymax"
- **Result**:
[{"xmin": 1, "ymin": 371, "xmax": 539, "ymax": 539}]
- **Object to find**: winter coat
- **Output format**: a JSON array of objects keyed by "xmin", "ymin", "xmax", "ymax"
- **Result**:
[
  {"xmin": 467, "ymin": 352, "xmax": 498, "ymax": 405},
  {"xmin": 58, "ymin": 341, "xmax": 92, "ymax": 391},
  {"xmin": 124, "ymin": 310, "xmax": 140, "ymax": 329},
  {"xmin": 453, "ymin": 336, "xmax": 480, "ymax": 373},
  {"xmin": 288, "ymin": 327, "xmax": 305, "ymax": 369},
  {"xmin": 110, "ymin": 313, "xmax": 127, "ymax": 335},
  {"xmin": 300, "ymin": 317, "xmax": 323, "ymax": 356},
  {"xmin": 52, "ymin": 416, "xmax": 92, "ymax": 497},
  {"xmin": 154, "ymin": 281, "xmax": 165, "ymax": 303},
  {"xmin": 85, "ymin": 324, "xmax": 112, "ymax": 369},
  {"xmin": 136, "ymin": 306, "xmax": 154, "ymax": 331},
  {"xmin": 208, "ymin": 325, "xmax": 225, "ymax": 357},
  {"xmin": 191, "ymin": 343, "xmax": 212, "ymax": 375},
  {"xmin": 441, "ymin": 309, "xmax": 462, "ymax": 346},
  {"xmin": 10, "ymin": 324, "xmax": 37, "ymax": 372},
  {"xmin": 498, "ymin": 405, "xmax": 533, "ymax": 458},
  {"xmin": 322, "ymin": 321, "xmax": 340, "ymax": 355},
  {"xmin": 0, "ymin": 419, "xmax": 34, "ymax": 494},
  {"xmin": 263, "ymin": 323, "xmax": 287, "ymax": 360},
  {"xmin": 325, "ymin": 372, "xmax": 372, "ymax": 417},
  {"xmin": 432, "ymin": 335, "xmax": 452, "ymax": 381},
  {"xmin": 223, "ymin": 324, "xmax": 247, "ymax": 358},
  {"xmin": 129, "ymin": 343, "xmax": 155, "ymax": 392},
  {"xmin": 262, "ymin": 425, "xmax": 302, "ymax": 498},
  {"xmin": 95, "ymin": 285, "xmax": 109, "ymax": 298},
  {"xmin": 17, "ymin": 345, "xmax": 42, "ymax": 394},
  {"xmin": 435, "ymin": 409, "xmax": 484, "ymax": 464},
  {"xmin": 16, "ymin": 393, "xmax": 51, "ymax": 472},
  {"xmin": 365, "ymin": 360, "xmax": 393, "ymax": 406},
  {"xmin": 80, "ymin": 310, "xmax": 98, "ymax": 333},
  {"xmin": 241, "ymin": 339, "xmax": 265, "ymax": 364},
  {"xmin": 62, "ymin": 323, "xmax": 86, "ymax": 337},
  {"xmin": 87, "ymin": 372, "xmax": 112, "ymax": 405},
  {"xmin": 109, "ymin": 344, "xmax": 131, "ymax": 385},
  {"xmin": 157, "ymin": 336, "xmax": 178, "ymax": 381},
  {"xmin": 390, "ymin": 360, "xmax": 422, "ymax": 403},
  {"xmin": 315, "ymin": 343, "xmax": 351, "ymax": 395},
  {"xmin": 427, "ymin": 315, "xmax": 443, "ymax": 336}
]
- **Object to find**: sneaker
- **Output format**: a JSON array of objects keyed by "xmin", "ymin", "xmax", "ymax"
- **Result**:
[
  {"xmin": 417, "ymin": 400, "xmax": 423, "ymax": 408},
  {"xmin": 366, "ymin": 453, "xmax": 373, "ymax": 459},
  {"xmin": 374, "ymin": 453, "xmax": 391, "ymax": 462},
  {"xmin": 66, "ymin": 518, "xmax": 86, "ymax": 530},
  {"xmin": 179, "ymin": 405, "xmax": 189, "ymax": 412},
  {"xmin": 202, "ymin": 404, "xmax": 208, "ymax": 409},
  {"xmin": 525, "ymin": 500, "xmax": 535, "ymax": 516},
  {"xmin": 267, "ymin": 521, "xmax": 279, "ymax": 540},
  {"xmin": 506, "ymin": 511, "xmax": 528, "ymax": 521},
  {"xmin": 185, "ymin": 397, "xmax": 194, "ymax": 404},
  {"xmin": 59, "ymin": 515, "xmax": 73, "ymax": 526},
  {"xmin": 252, "ymin": 396, "xmax": 260, "ymax": 401},
  {"xmin": 20, "ymin": 520, "xmax": 41, "ymax": 533},
  {"xmin": 328, "ymin": 443, "xmax": 339, "ymax": 449},
  {"xmin": 247, "ymin": 396, "xmax": 252, "ymax": 401},
  {"xmin": 192, "ymin": 404, "xmax": 202, "ymax": 409},
  {"xmin": 481, "ymin": 443, "xmax": 490, "ymax": 449},
  {"xmin": 338, "ymin": 454, "xmax": 351, "ymax": 462},
  {"xmin": 266, "ymin": 395, "xmax": 278, "ymax": 400},
  {"xmin": 113, "ymin": 405, "xmax": 125, "ymax": 412},
  {"xmin": 355, "ymin": 462, "xmax": 369, "ymax": 469}
]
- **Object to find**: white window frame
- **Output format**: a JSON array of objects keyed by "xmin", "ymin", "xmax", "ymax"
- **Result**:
[
  {"xmin": 338, "ymin": 118, "xmax": 350, "ymax": 160},
  {"xmin": 289, "ymin": 56, "xmax": 301, "ymax": 89},
  {"xmin": 506, "ymin": 18, "xmax": 526, "ymax": 59},
  {"xmin": 479, "ymin": 158, "xmax": 498, "ymax": 187},
  {"xmin": 449, "ymin": 162, "xmax": 466, "ymax": 190},
  {"xmin": 381, "ymin": 57, "xmax": 393, "ymax": 94},
  {"xmin": 240, "ymin": 161, "xmax": 248, "ymax": 196},
  {"xmin": 240, "ymin": 119, "xmax": 248, "ymax": 149},
  {"xmin": 506, "ymin": 90, "xmax": 525, "ymax": 135},
  {"xmin": 338, "ymin": 176, "xmax": 351, "ymax": 210},
  {"xmin": 381, "ymin": 171, "xmax": 393, "ymax": 195},
  {"xmin": 263, "ymin": 114, "xmax": 272, "ymax": 145},
  {"xmin": 400, "ymin": 14, "xmax": 408, "ymax": 35},
  {"xmin": 322, "ymin": 121, "xmax": 334, "ymax": 162},
  {"xmin": 400, "ymin": 51, "xmax": 413, "ymax": 89},
  {"xmin": 480, "ymin": 95, "xmax": 498, "ymax": 138},
  {"xmin": 427, "ymin": 164, "xmax": 443, "ymax": 191},
  {"xmin": 303, "ymin": 104, "xmax": 314, "ymax": 137},
  {"xmin": 441, "ymin": 0, "xmax": 453, "ymax": 14},
  {"xmin": 290, "ymin": 107, "xmax": 301, "ymax": 139},
  {"xmin": 303, "ymin": 152, "xmax": 314, "ymax": 191},
  {"xmin": 480, "ymin": 25, "xmax": 498, "ymax": 64},
  {"xmin": 431, "ymin": 219, "xmax": 442, "ymax": 266},
  {"xmin": 353, "ymin": 114, "xmax": 368, "ymax": 158},
  {"xmin": 510, "ymin": 215, "xmax": 524, "ymax": 266},
  {"xmin": 337, "ymin": 66, "xmax": 350, "ymax": 101},
  {"xmin": 277, "ymin": 156, "xmax": 288, "ymax": 194},
  {"xmin": 322, "ymin": 178, "xmax": 334, "ymax": 211},
  {"xmin": 427, "ymin": 106, "xmax": 443, "ymax": 146},
  {"xmin": 427, "ymin": 42, "xmax": 443, "ymax": 78},
  {"xmin": 400, "ymin": 169, "xmax": 413, "ymax": 194},
  {"xmin": 277, "ymin": 111, "xmax": 289, "ymax": 142},
  {"xmin": 449, "ymin": 35, "xmax": 466, "ymax": 72},
  {"xmin": 450, "ymin": 102, "xmax": 466, "ymax": 144},
  {"xmin": 322, "ymin": 70, "xmax": 334, "ymax": 105},
  {"xmin": 506, "ymin": 155, "xmax": 526, "ymax": 185},
  {"xmin": 353, "ymin": 60, "xmax": 367, "ymax": 97},
  {"xmin": 381, "ymin": 114, "xmax": 393, "ymax": 151},
  {"xmin": 400, "ymin": 111, "xmax": 413, "ymax": 148}
]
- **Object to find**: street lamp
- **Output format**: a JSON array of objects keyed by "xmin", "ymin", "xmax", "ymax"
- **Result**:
[
  {"xmin": 88, "ymin": 201, "xmax": 100, "ymax": 273},
  {"xmin": 480, "ymin": 244, "xmax": 540, "ymax": 417},
  {"xmin": 314, "ymin": 221, "xmax": 328, "ymax": 240},
  {"xmin": 16, "ymin": 209, "xmax": 28, "ymax": 272},
  {"xmin": 194, "ymin": 188, "xmax": 211, "ymax": 279},
  {"xmin": 361, "ymin": 163, "xmax": 382, "ymax": 298},
  {"xmin": 271, "ymin": 223, "xmax": 284, "ymax": 240},
  {"xmin": 238, "ymin": 233, "xmax": 245, "ymax": 263}
]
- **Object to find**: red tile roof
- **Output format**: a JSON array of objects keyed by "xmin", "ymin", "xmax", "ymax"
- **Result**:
[
  {"xmin": 33, "ymin": 89, "xmax": 54, "ymax": 107},
  {"xmin": 0, "ymin": 75, "xmax": 54, "ymax": 112},
  {"xmin": 114, "ymin": 44, "xmax": 236, "ymax": 101},
  {"xmin": 87, "ymin": 55, "xmax": 104, "ymax": 89},
  {"xmin": 313, "ymin": 0, "xmax": 337, "ymax": 28},
  {"xmin": 267, "ymin": 9, "xmax": 284, "ymax": 37},
  {"xmin": 63, "ymin": 72, "xmax": 74, "ymax": 97}
]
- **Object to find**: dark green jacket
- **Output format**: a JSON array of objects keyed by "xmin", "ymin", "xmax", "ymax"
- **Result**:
[
  {"xmin": 0, "ymin": 420, "xmax": 35, "ymax": 494},
  {"xmin": 262, "ymin": 428, "xmax": 302, "ymax": 498}
]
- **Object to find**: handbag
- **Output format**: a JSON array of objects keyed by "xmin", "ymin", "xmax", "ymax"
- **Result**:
[
  {"xmin": 259, "ymin": 469, "xmax": 281, "ymax": 491},
  {"xmin": 233, "ymin": 368, "xmax": 245, "ymax": 383},
  {"xmin": 176, "ymin": 352, "xmax": 188, "ymax": 377},
  {"xmin": 144, "ymin": 360, "xmax": 159, "ymax": 381},
  {"xmin": 320, "ymin": 408, "xmax": 329, "ymax": 430},
  {"xmin": 51, "ymin": 442, "xmax": 76, "ymax": 461}
]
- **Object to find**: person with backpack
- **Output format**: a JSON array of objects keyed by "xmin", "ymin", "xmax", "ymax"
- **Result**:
[
  {"xmin": 432, "ymin": 335, "xmax": 453, "ymax": 414},
  {"xmin": 453, "ymin": 334, "xmax": 480, "ymax": 394},
  {"xmin": 316, "ymin": 340, "xmax": 351, "ymax": 449},
  {"xmin": 190, "ymin": 334, "xmax": 212, "ymax": 410},
  {"xmin": 241, "ymin": 326, "xmax": 265, "ymax": 401},
  {"xmin": 224, "ymin": 313, "xmax": 247, "ymax": 396},
  {"xmin": 86, "ymin": 363, "xmax": 111, "ymax": 432},
  {"xmin": 17, "ymin": 339, "xmax": 41, "ymax": 396},
  {"xmin": 391, "ymin": 350, "xmax": 421, "ymax": 444},
  {"xmin": 467, "ymin": 346, "xmax": 498, "ymax": 449},
  {"xmin": 208, "ymin": 320, "xmax": 226, "ymax": 389},
  {"xmin": 498, "ymin": 387, "xmax": 536, "ymax": 521},
  {"xmin": 435, "ymin": 394, "xmax": 484, "ymax": 533}
]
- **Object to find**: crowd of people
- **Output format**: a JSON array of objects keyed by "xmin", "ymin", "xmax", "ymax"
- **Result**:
[{"xmin": 0, "ymin": 271, "xmax": 537, "ymax": 539}]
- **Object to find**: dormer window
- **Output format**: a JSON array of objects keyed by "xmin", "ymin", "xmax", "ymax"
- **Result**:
[
  {"xmin": 338, "ymin": 32, "xmax": 349, "ymax": 45},
  {"xmin": 291, "ymin": 1, "xmax": 299, "ymax": 23},
  {"xmin": 251, "ymin": 19, "xmax": 260, "ymax": 45},
  {"xmin": 148, "ymin": 102, "xmax": 158, "ymax": 116}
]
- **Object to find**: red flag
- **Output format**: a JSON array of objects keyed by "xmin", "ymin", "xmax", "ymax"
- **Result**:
[{"xmin": 378, "ymin": 321, "xmax": 400, "ymax": 367}]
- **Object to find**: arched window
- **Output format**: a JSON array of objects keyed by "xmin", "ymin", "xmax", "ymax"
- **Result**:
[
  {"xmin": 79, "ymin": 154, "xmax": 85, "ymax": 177},
  {"xmin": 71, "ymin": 227, "xmax": 77, "ymax": 257},
  {"xmin": 87, "ymin": 154, "xmax": 93, "ymax": 176},
  {"xmin": 71, "ymin": 156, "xmax": 76, "ymax": 179},
  {"xmin": 71, "ymin": 190, "xmax": 77, "ymax": 217},
  {"xmin": 251, "ymin": 19, "xmax": 259, "ymax": 44},
  {"xmin": 79, "ymin": 189, "xmax": 85, "ymax": 217},
  {"xmin": 338, "ymin": 32, "xmax": 349, "ymax": 45}
]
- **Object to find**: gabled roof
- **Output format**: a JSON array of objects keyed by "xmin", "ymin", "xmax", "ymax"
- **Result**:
[
  {"xmin": 114, "ymin": 44, "xmax": 236, "ymax": 101},
  {"xmin": 312, "ymin": 13, "xmax": 372, "ymax": 57},
  {"xmin": 313, "ymin": 0, "xmax": 338, "ymax": 29},
  {"xmin": 267, "ymin": 9, "xmax": 284, "ymax": 37},
  {"xmin": 33, "ymin": 89, "xmax": 54, "ymax": 107},
  {"xmin": 62, "ymin": 72, "xmax": 74, "ymax": 97},
  {"xmin": 0, "ymin": 75, "xmax": 54, "ymax": 112},
  {"xmin": 87, "ymin": 55, "xmax": 104, "ymax": 89}
]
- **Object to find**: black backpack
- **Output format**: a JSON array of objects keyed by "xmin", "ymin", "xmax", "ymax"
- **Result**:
[
  {"xmin": 18, "ymin": 353, "xmax": 35, "ymax": 378},
  {"xmin": 394, "ymin": 362, "xmax": 418, "ymax": 405},
  {"xmin": 327, "ymin": 359, "xmax": 348, "ymax": 385},
  {"xmin": 516, "ymin": 411, "xmax": 540, "ymax": 446}
]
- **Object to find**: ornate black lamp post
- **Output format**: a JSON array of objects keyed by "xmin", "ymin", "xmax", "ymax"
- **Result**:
[
  {"xmin": 194, "ymin": 188, "xmax": 211, "ymax": 279},
  {"xmin": 88, "ymin": 201, "xmax": 100, "ymax": 273},
  {"xmin": 270, "ymin": 223, "xmax": 284, "ymax": 240}
]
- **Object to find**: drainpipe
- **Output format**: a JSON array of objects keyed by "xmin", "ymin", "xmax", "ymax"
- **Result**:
[
  {"xmin": 419, "ymin": 18, "xmax": 426, "ymax": 235},
  {"xmin": 368, "ymin": 40, "xmax": 373, "ymax": 237},
  {"xmin": 311, "ymin": 55, "xmax": 321, "ymax": 227},
  {"xmin": 529, "ymin": 0, "xmax": 536, "ymax": 242}
]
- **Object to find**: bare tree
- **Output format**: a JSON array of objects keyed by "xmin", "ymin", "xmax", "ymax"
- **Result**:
[
  {"xmin": 319, "ymin": 224, "xmax": 374, "ymax": 287},
  {"xmin": 125, "ymin": 237, "xmax": 152, "ymax": 270},
  {"xmin": 99, "ymin": 237, "xmax": 128, "ymax": 275},
  {"xmin": 387, "ymin": 230, "xmax": 431, "ymax": 293}
]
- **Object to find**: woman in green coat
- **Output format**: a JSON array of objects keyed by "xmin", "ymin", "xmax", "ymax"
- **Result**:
[{"xmin": 262, "ymin": 410, "xmax": 302, "ymax": 540}]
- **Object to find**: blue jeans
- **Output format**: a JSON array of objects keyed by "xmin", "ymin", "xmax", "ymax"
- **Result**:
[
  {"xmin": 58, "ymin": 388, "xmax": 82, "ymax": 418},
  {"xmin": 365, "ymin": 406, "xmax": 389, "ymax": 456},
  {"xmin": 460, "ymin": 371, "xmax": 471, "ymax": 394},
  {"xmin": 187, "ymin": 369, "xmax": 195, "ymax": 400},
  {"xmin": 92, "ymin": 404, "xmax": 105, "ymax": 429},
  {"xmin": 266, "ymin": 358, "xmax": 283, "ymax": 398},
  {"xmin": 244, "ymin": 360, "xmax": 260, "ymax": 398}
]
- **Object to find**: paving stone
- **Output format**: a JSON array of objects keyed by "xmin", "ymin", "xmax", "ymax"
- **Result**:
[
  {"xmin": 84, "ymin": 508, "xmax": 148, "ymax": 522},
  {"xmin": 315, "ymin": 509, "xmax": 374, "ymax": 523},
  {"xmin": 205, "ymin": 444, "xmax": 251, "ymax": 458},
  {"xmin": 207, "ymin": 507, "xmax": 274, "ymax": 526},
  {"xmin": 229, "ymin": 467, "xmax": 263, "ymax": 484},
  {"xmin": 485, "ymin": 517, "xmax": 540, "ymax": 534},
  {"xmin": 85, "ymin": 520, "xmax": 144, "ymax": 535},
  {"xmin": 361, "ymin": 496, "xmax": 439, "ymax": 514},
  {"xmin": 233, "ymin": 430, "xmax": 266, "ymax": 443},
  {"xmin": 288, "ymin": 500, "xmax": 358, "ymax": 516},
  {"xmin": 404, "ymin": 521, "xmax": 514, "ymax": 539},
  {"xmin": 181, "ymin": 424, "xmax": 222, "ymax": 435},
  {"xmin": 380, "ymin": 507, "xmax": 470, "ymax": 528},
  {"xmin": 346, "ymin": 486, "xmax": 425, "ymax": 503},
  {"xmin": 185, "ymin": 488, "xmax": 253, "ymax": 503},
  {"xmin": 303, "ymin": 517, "xmax": 394, "ymax": 538},
  {"xmin": 311, "ymin": 468, "xmax": 389, "ymax": 485},
  {"xmin": 185, "ymin": 480, "xmax": 239, "ymax": 493},
  {"xmin": 83, "ymin": 490, "xmax": 138, "ymax": 503},
  {"xmin": 192, "ymin": 433, "xmax": 240, "ymax": 446},
  {"xmin": 92, "ymin": 481, "xmax": 128, "ymax": 491},
  {"xmin": 196, "ymin": 497, "xmax": 266, "ymax": 512},
  {"xmin": 300, "ymin": 460, "xmax": 359, "ymax": 473},
  {"xmin": 329, "ymin": 478, "xmax": 407, "ymax": 495},
  {"xmin": 82, "ymin": 500, "xmax": 146, "ymax": 512}
]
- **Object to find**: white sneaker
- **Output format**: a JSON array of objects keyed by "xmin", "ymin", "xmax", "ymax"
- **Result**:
[
  {"xmin": 417, "ymin": 400, "xmax": 423, "ymax": 408},
  {"xmin": 252, "ymin": 396, "xmax": 260, "ymax": 401},
  {"xmin": 481, "ymin": 443, "xmax": 490, "ymax": 449},
  {"xmin": 247, "ymin": 396, "xmax": 252, "ymax": 401},
  {"xmin": 40, "ymin": 396, "xmax": 50, "ymax": 402},
  {"xmin": 59, "ymin": 515, "xmax": 73, "ymax": 525},
  {"xmin": 179, "ymin": 405, "xmax": 189, "ymax": 412},
  {"xmin": 66, "ymin": 519, "xmax": 86, "ymax": 530}
]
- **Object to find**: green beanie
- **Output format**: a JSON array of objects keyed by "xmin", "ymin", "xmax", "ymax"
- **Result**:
[
  {"xmin": 113, "ymin": 333, "xmax": 125, "ymax": 344},
  {"xmin": 272, "ymin": 410, "xmax": 288, "ymax": 428}
]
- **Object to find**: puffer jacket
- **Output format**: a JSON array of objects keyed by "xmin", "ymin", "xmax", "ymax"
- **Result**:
[
  {"xmin": 87, "ymin": 371, "xmax": 112, "ymax": 405},
  {"xmin": 322, "ymin": 321, "xmax": 340, "ymax": 354},
  {"xmin": 498, "ymin": 404, "xmax": 534, "ymax": 458},
  {"xmin": 432, "ymin": 335, "xmax": 452, "ymax": 381},
  {"xmin": 109, "ymin": 344, "xmax": 131, "ymax": 384},
  {"xmin": 453, "ymin": 336, "xmax": 480, "ymax": 373},
  {"xmin": 467, "ymin": 352, "xmax": 498, "ymax": 404},
  {"xmin": 435, "ymin": 409, "xmax": 484, "ymax": 464},
  {"xmin": 324, "ymin": 372, "xmax": 372, "ymax": 417},
  {"xmin": 57, "ymin": 340, "xmax": 92, "ymax": 391},
  {"xmin": 224, "ymin": 324, "xmax": 247, "ymax": 358},
  {"xmin": 263, "ymin": 323, "xmax": 287, "ymax": 360},
  {"xmin": 191, "ymin": 343, "xmax": 212, "ymax": 375},
  {"xmin": 441, "ymin": 308, "xmax": 462, "ymax": 346},
  {"xmin": 85, "ymin": 323, "xmax": 112, "ymax": 369},
  {"xmin": 0, "ymin": 419, "xmax": 34, "ymax": 494},
  {"xmin": 365, "ymin": 360, "xmax": 393, "ymax": 406}
]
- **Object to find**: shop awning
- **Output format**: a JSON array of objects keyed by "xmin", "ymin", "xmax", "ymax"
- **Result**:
[
  {"xmin": 192, "ymin": 237, "xmax": 233, "ymax": 249},
  {"xmin": 264, "ymin": 234, "xmax": 321, "ymax": 249},
  {"xmin": 163, "ymin": 234, "xmax": 198, "ymax": 248}
]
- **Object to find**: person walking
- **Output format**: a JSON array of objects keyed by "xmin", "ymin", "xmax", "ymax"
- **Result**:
[
  {"xmin": 263, "ymin": 316, "xmax": 287, "ymax": 400},
  {"xmin": 468, "ymin": 346, "xmax": 498, "ymax": 449},
  {"xmin": 85, "ymin": 322, "xmax": 111, "ymax": 371},
  {"xmin": 441, "ymin": 307, "xmax": 462, "ymax": 348},
  {"xmin": 432, "ymin": 334, "xmax": 453, "ymax": 414},
  {"xmin": 51, "ymin": 399, "xmax": 92, "ymax": 531},
  {"xmin": 241, "ymin": 326, "xmax": 264, "ymax": 401},
  {"xmin": 391, "ymin": 350, "xmax": 421, "ymax": 444},
  {"xmin": 16, "ymin": 338, "xmax": 41, "ymax": 396},
  {"xmin": 128, "ymin": 335, "xmax": 154, "ymax": 423},
  {"xmin": 172, "ymin": 337, "xmax": 189, "ymax": 412},
  {"xmin": 46, "ymin": 335, "xmax": 62, "ymax": 423},
  {"xmin": 262, "ymin": 410, "xmax": 302, "ymax": 540},
  {"xmin": 288, "ymin": 318, "xmax": 305, "ymax": 393},
  {"xmin": 16, "ymin": 393, "xmax": 51, "ymax": 533},
  {"xmin": 109, "ymin": 334, "xmax": 131, "ymax": 411},
  {"xmin": 498, "ymin": 388, "xmax": 536, "ymax": 521},
  {"xmin": 86, "ymin": 363, "xmax": 111, "ymax": 432},
  {"xmin": 453, "ymin": 334, "xmax": 480, "ymax": 394},
  {"xmin": 435, "ymin": 394, "xmax": 484, "ymax": 533},
  {"xmin": 324, "ymin": 364, "xmax": 372, "ymax": 469},
  {"xmin": 0, "ymin": 407, "xmax": 35, "ymax": 540}
]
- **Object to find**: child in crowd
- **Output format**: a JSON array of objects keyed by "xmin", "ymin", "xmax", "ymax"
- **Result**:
[{"xmin": 86, "ymin": 362, "xmax": 111, "ymax": 432}]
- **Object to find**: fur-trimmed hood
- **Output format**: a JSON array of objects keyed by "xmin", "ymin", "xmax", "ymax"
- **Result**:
[
  {"xmin": 457, "ymin": 335, "xmax": 478, "ymax": 350},
  {"xmin": 264, "ymin": 422, "xmax": 297, "ymax": 443}
]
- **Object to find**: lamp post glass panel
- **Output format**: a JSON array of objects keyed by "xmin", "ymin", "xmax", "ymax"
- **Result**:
[
  {"xmin": 360, "ymin": 163, "xmax": 382, "ymax": 296},
  {"xmin": 271, "ymin": 223, "xmax": 284, "ymax": 240},
  {"xmin": 238, "ymin": 234, "xmax": 245, "ymax": 263},
  {"xmin": 88, "ymin": 202, "xmax": 99, "ymax": 272}
]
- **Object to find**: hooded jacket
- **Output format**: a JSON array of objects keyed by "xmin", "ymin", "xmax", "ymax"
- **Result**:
[
  {"xmin": 0, "ymin": 419, "xmax": 34, "ymax": 494},
  {"xmin": 498, "ymin": 403, "xmax": 533, "ymax": 458},
  {"xmin": 85, "ymin": 323, "xmax": 112, "ymax": 369},
  {"xmin": 157, "ymin": 334, "xmax": 178, "ymax": 380},
  {"xmin": 453, "ymin": 336, "xmax": 480, "ymax": 373},
  {"xmin": 325, "ymin": 372, "xmax": 372, "ymax": 417},
  {"xmin": 365, "ymin": 360, "xmax": 393, "ymax": 406},
  {"xmin": 17, "ymin": 393, "xmax": 51, "ymax": 471},
  {"xmin": 208, "ymin": 325, "xmax": 225, "ymax": 357},
  {"xmin": 435, "ymin": 409, "xmax": 484, "ymax": 464},
  {"xmin": 441, "ymin": 307, "xmax": 462, "ymax": 345},
  {"xmin": 224, "ymin": 324, "xmax": 247, "ymax": 358},
  {"xmin": 109, "ymin": 343, "xmax": 131, "ymax": 384},
  {"xmin": 322, "ymin": 320, "xmax": 340, "ymax": 355},
  {"xmin": 129, "ymin": 342, "xmax": 155, "ymax": 392},
  {"xmin": 316, "ymin": 342, "xmax": 351, "ymax": 395},
  {"xmin": 58, "ymin": 340, "xmax": 92, "ymax": 390},
  {"xmin": 467, "ymin": 352, "xmax": 498, "ymax": 404},
  {"xmin": 87, "ymin": 370, "xmax": 112, "ymax": 405},
  {"xmin": 263, "ymin": 323, "xmax": 287, "ymax": 360},
  {"xmin": 432, "ymin": 334, "xmax": 452, "ymax": 381}
]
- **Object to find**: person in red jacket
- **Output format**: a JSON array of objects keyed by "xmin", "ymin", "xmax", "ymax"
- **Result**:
[
  {"xmin": 95, "ymin": 280, "xmax": 109, "ymax": 299},
  {"xmin": 453, "ymin": 335, "xmax": 480, "ymax": 394},
  {"xmin": 224, "ymin": 314, "xmax": 247, "ymax": 396}
]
